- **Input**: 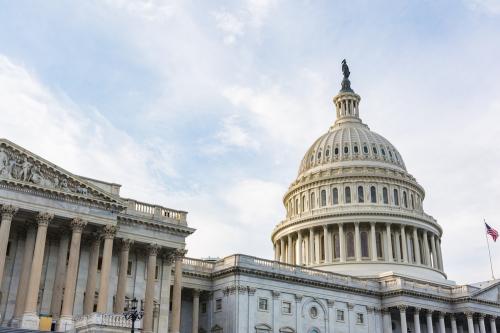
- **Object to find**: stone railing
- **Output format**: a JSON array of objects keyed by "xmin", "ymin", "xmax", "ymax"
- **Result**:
[
  {"xmin": 183, "ymin": 257, "xmax": 216, "ymax": 273},
  {"xmin": 123, "ymin": 198, "xmax": 188, "ymax": 225},
  {"xmin": 74, "ymin": 313, "xmax": 138, "ymax": 331}
]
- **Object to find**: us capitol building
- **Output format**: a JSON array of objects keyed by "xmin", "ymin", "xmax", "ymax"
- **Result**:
[{"xmin": 0, "ymin": 64, "xmax": 498, "ymax": 333}]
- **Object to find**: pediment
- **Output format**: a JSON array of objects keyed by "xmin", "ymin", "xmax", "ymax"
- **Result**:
[
  {"xmin": 471, "ymin": 282, "xmax": 500, "ymax": 303},
  {"xmin": 0, "ymin": 139, "xmax": 125, "ymax": 210}
]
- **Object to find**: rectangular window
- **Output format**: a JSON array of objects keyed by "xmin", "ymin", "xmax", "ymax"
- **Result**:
[
  {"xmin": 215, "ymin": 298, "xmax": 222, "ymax": 312},
  {"xmin": 97, "ymin": 257, "xmax": 102, "ymax": 271},
  {"xmin": 282, "ymin": 301, "xmax": 292, "ymax": 314},
  {"xmin": 201, "ymin": 302, "xmax": 207, "ymax": 314},
  {"xmin": 6, "ymin": 241, "xmax": 11, "ymax": 257},
  {"xmin": 127, "ymin": 261, "xmax": 133, "ymax": 276},
  {"xmin": 258, "ymin": 298, "xmax": 268, "ymax": 311},
  {"xmin": 336, "ymin": 309, "xmax": 345, "ymax": 322},
  {"xmin": 356, "ymin": 313, "xmax": 364, "ymax": 324},
  {"xmin": 155, "ymin": 265, "xmax": 159, "ymax": 279}
]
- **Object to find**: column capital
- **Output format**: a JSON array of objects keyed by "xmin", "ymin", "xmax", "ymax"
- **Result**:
[
  {"xmin": 161, "ymin": 250, "xmax": 176, "ymax": 265},
  {"xmin": 354, "ymin": 221, "xmax": 360, "ymax": 227},
  {"xmin": 366, "ymin": 306, "xmax": 374, "ymax": 313},
  {"xmin": 438, "ymin": 311, "xmax": 447, "ymax": 319},
  {"xmin": 101, "ymin": 224, "xmax": 118, "ymax": 239},
  {"xmin": 70, "ymin": 217, "xmax": 87, "ymax": 232},
  {"xmin": 414, "ymin": 307, "xmax": 421, "ymax": 314},
  {"xmin": 381, "ymin": 307, "xmax": 390, "ymax": 314},
  {"xmin": 326, "ymin": 299, "xmax": 335, "ymax": 308},
  {"xmin": 192, "ymin": 289, "xmax": 201, "ymax": 297},
  {"xmin": 323, "ymin": 225, "xmax": 328, "ymax": 231},
  {"xmin": 370, "ymin": 221, "xmax": 376, "ymax": 227},
  {"xmin": 425, "ymin": 309, "xmax": 434, "ymax": 316},
  {"xmin": 478, "ymin": 313, "xmax": 486, "ymax": 319},
  {"xmin": 148, "ymin": 243, "xmax": 160, "ymax": 256},
  {"xmin": 272, "ymin": 291, "xmax": 280, "ymax": 299},
  {"xmin": 294, "ymin": 294, "xmax": 303, "ymax": 303},
  {"xmin": 36, "ymin": 212, "xmax": 54, "ymax": 226},
  {"xmin": 464, "ymin": 311, "xmax": 474, "ymax": 318},
  {"xmin": 173, "ymin": 248, "xmax": 187, "ymax": 260},
  {"xmin": 247, "ymin": 287, "xmax": 256, "ymax": 296},
  {"xmin": 1, "ymin": 204, "xmax": 18, "ymax": 219},
  {"xmin": 120, "ymin": 238, "xmax": 134, "ymax": 251},
  {"xmin": 398, "ymin": 305, "xmax": 408, "ymax": 312}
]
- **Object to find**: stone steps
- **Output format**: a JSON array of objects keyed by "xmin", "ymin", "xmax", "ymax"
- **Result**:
[{"xmin": 0, "ymin": 328, "xmax": 45, "ymax": 333}]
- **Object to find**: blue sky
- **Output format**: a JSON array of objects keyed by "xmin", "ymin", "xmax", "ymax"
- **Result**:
[{"xmin": 1, "ymin": 0, "xmax": 500, "ymax": 283}]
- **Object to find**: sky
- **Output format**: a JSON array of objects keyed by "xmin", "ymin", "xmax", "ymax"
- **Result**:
[{"xmin": 0, "ymin": 0, "xmax": 500, "ymax": 284}]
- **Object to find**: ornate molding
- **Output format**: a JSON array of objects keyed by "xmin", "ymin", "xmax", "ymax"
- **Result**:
[
  {"xmin": 120, "ymin": 238, "xmax": 134, "ymax": 251},
  {"xmin": 36, "ymin": 212, "xmax": 54, "ymax": 226},
  {"xmin": 398, "ymin": 305, "xmax": 408, "ymax": 312},
  {"xmin": 272, "ymin": 291, "xmax": 280, "ymax": 299},
  {"xmin": 70, "ymin": 218, "xmax": 87, "ymax": 232},
  {"xmin": 327, "ymin": 299, "xmax": 335, "ymax": 308},
  {"xmin": 161, "ymin": 251, "xmax": 176, "ymax": 265},
  {"xmin": 294, "ymin": 294, "xmax": 303, "ymax": 303},
  {"xmin": 347, "ymin": 303, "xmax": 354, "ymax": 310},
  {"xmin": 247, "ymin": 287, "xmax": 256, "ymax": 296},
  {"xmin": 0, "ymin": 204, "xmax": 18, "ymax": 219},
  {"xmin": 173, "ymin": 249, "xmax": 188, "ymax": 261},
  {"xmin": 101, "ymin": 224, "xmax": 118, "ymax": 239},
  {"xmin": 148, "ymin": 243, "xmax": 160, "ymax": 256}
]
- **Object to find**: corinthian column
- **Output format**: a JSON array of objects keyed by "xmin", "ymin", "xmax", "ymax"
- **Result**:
[
  {"xmin": 479, "ymin": 314, "xmax": 486, "ymax": 333},
  {"xmin": 370, "ymin": 222, "xmax": 377, "ymax": 261},
  {"xmin": 12, "ymin": 223, "xmax": 37, "ymax": 323},
  {"xmin": 0, "ymin": 205, "xmax": 18, "ymax": 286},
  {"xmin": 413, "ymin": 228, "xmax": 421, "ymax": 264},
  {"xmin": 490, "ymin": 317, "xmax": 497, "ymax": 333},
  {"xmin": 426, "ymin": 310, "xmax": 434, "ymax": 333},
  {"xmin": 20, "ymin": 212, "xmax": 53, "ymax": 329},
  {"xmin": 83, "ymin": 233, "xmax": 101, "ymax": 314},
  {"xmin": 423, "ymin": 231, "xmax": 430, "ymax": 266},
  {"xmin": 115, "ymin": 239, "xmax": 133, "ymax": 313},
  {"xmin": 450, "ymin": 314, "xmax": 457, "ymax": 333},
  {"xmin": 414, "ymin": 308, "xmax": 421, "ymax": 333},
  {"xmin": 49, "ymin": 230, "xmax": 70, "ymax": 319},
  {"xmin": 399, "ymin": 306, "xmax": 408, "ymax": 333},
  {"xmin": 58, "ymin": 218, "xmax": 87, "ymax": 331},
  {"xmin": 143, "ymin": 244, "xmax": 159, "ymax": 333},
  {"xmin": 96, "ymin": 224, "xmax": 118, "ymax": 313},
  {"xmin": 385, "ymin": 223, "xmax": 393, "ymax": 262},
  {"xmin": 430, "ymin": 234, "xmax": 437, "ymax": 268},
  {"xmin": 400, "ymin": 225, "xmax": 408, "ymax": 262},
  {"xmin": 339, "ymin": 223, "xmax": 345, "ymax": 262},
  {"xmin": 192, "ymin": 289, "xmax": 200, "ymax": 333},
  {"xmin": 158, "ymin": 252, "xmax": 175, "ymax": 332},
  {"xmin": 171, "ymin": 249, "xmax": 187, "ymax": 333},
  {"xmin": 354, "ymin": 222, "xmax": 361, "ymax": 261},
  {"xmin": 297, "ymin": 232, "xmax": 303, "ymax": 265},
  {"xmin": 438, "ymin": 312, "xmax": 446, "ymax": 333},
  {"xmin": 287, "ymin": 234, "xmax": 293, "ymax": 263}
]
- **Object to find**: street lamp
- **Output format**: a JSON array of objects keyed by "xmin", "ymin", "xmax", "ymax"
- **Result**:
[{"xmin": 124, "ymin": 297, "xmax": 144, "ymax": 333}]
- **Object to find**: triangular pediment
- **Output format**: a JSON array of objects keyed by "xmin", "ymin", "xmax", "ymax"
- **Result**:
[
  {"xmin": 0, "ymin": 138, "xmax": 126, "ymax": 210},
  {"xmin": 471, "ymin": 281, "xmax": 500, "ymax": 303}
]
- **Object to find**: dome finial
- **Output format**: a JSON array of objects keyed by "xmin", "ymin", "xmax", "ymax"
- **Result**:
[{"xmin": 340, "ymin": 59, "xmax": 354, "ymax": 93}]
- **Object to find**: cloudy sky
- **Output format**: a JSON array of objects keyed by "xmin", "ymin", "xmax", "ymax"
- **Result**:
[{"xmin": 1, "ymin": 0, "xmax": 500, "ymax": 284}]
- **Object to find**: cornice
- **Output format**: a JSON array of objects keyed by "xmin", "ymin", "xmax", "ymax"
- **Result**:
[{"xmin": 117, "ymin": 215, "xmax": 195, "ymax": 237}]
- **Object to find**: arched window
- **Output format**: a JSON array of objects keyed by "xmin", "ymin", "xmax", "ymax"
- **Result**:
[
  {"xmin": 370, "ymin": 186, "xmax": 377, "ymax": 203},
  {"xmin": 372, "ymin": 146, "xmax": 378, "ymax": 155},
  {"xmin": 403, "ymin": 191, "xmax": 408, "ymax": 208},
  {"xmin": 411, "ymin": 194, "xmax": 415, "ymax": 209},
  {"xmin": 393, "ymin": 189, "xmax": 399, "ymax": 206},
  {"xmin": 361, "ymin": 231, "xmax": 369, "ymax": 258},
  {"xmin": 346, "ymin": 232, "xmax": 355, "ymax": 258},
  {"xmin": 381, "ymin": 148, "xmax": 386, "ymax": 156},
  {"xmin": 383, "ymin": 187, "xmax": 389, "ymax": 204},
  {"xmin": 357, "ymin": 186, "xmax": 364, "ymax": 203},
  {"xmin": 295, "ymin": 198, "xmax": 299, "ymax": 214},
  {"xmin": 325, "ymin": 149, "xmax": 330, "ymax": 157},
  {"xmin": 344, "ymin": 146, "xmax": 349, "ymax": 154},
  {"xmin": 363, "ymin": 145, "xmax": 368, "ymax": 154},
  {"xmin": 354, "ymin": 145, "xmax": 359, "ymax": 153},
  {"xmin": 317, "ymin": 151, "xmax": 321, "ymax": 159},
  {"xmin": 376, "ymin": 232, "xmax": 383, "ymax": 258},
  {"xmin": 310, "ymin": 192, "xmax": 315, "ymax": 209},
  {"xmin": 345, "ymin": 187, "xmax": 351, "ymax": 204},
  {"xmin": 333, "ymin": 233, "xmax": 340, "ymax": 259},
  {"xmin": 301, "ymin": 195, "xmax": 306, "ymax": 212},
  {"xmin": 320, "ymin": 190, "xmax": 327, "ymax": 207},
  {"xmin": 332, "ymin": 188, "xmax": 339, "ymax": 205},
  {"xmin": 334, "ymin": 147, "xmax": 339, "ymax": 155}
]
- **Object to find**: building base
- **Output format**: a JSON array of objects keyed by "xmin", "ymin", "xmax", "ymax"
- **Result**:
[
  {"xmin": 58, "ymin": 315, "xmax": 74, "ymax": 331},
  {"xmin": 20, "ymin": 312, "xmax": 39, "ymax": 330}
]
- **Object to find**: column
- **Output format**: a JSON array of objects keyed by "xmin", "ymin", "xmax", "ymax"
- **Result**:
[
  {"xmin": 466, "ymin": 312, "xmax": 474, "ymax": 333},
  {"xmin": 171, "ymin": 249, "xmax": 187, "ymax": 333},
  {"xmin": 430, "ymin": 234, "xmax": 438, "ymax": 269},
  {"xmin": 354, "ymin": 222, "xmax": 361, "ymax": 261},
  {"xmin": 96, "ymin": 224, "xmax": 117, "ymax": 312},
  {"xmin": 274, "ymin": 242, "xmax": 279, "ymax": 261},
  {"xmin": 413, "ymin": 228, "xmax": 421, "ymax": 264},
  {"xmin": 115, "ymin": 238, "xmax": 133, "ymax": 313},
  {"xmin": 326, "ymin": 226, "xmax": 332, "ymax": 263},
  {"xmin": 309, "ymin": 228, "xmax": 314, "ymax": 264},
  {"xmin": 490, "ymin": 317, "xmax": 497, "ymax": 333},
  {"xmin": 400, "ymin": 225, "xmax": 408, "ymax": 262},
  {"xmin": 314, "ymin": 231, "xmax": 320, "ymax": 264},
  {"xmin": 423, "ymin": 231, "xmax": 431, "ymax": 266},
  {"xmin": 58, "ymin": 218, "xmax": 87, "ymax": 330},
  {"xmin": 414, "ymin": 308, "xmax": 421, "ymax": 333},
  {"xmin": 382, "ymin": 308, "xmax": 392, "ymax": 333},
  {"xmin": 143, "ymin": 244, "xmax": 159, "ymax": 333},
  {"xmin": 386, "ymin": 223, "xmax": 393, "ymax": 262},
  {"xmin": 436, "ymin": 239, "xmax": 444, "ymax": 270},
  {"xmin": 427, "ymin": 311, "xmax": 434, "ymax": 333},
  {"xmin": 339, "ymin": 223, "xmax": 346, "ymax": 262},
  {"xmin": 297, "ymin": 232, "xmax": 303, "ymax": 266},
  {"xmin": 395, "ymin": 230, "xmax": 401, "ymax": 262},
  {"xmin": 439, "ymin": 313, "xmax": 446, "ymax": 333},
  {"xmin": 323, "ymin": 225, "xmax": 330, "ymax": 263},
  {"xmin": 479, "ymin": 315, "xmax": 486, "ymax": 333},
  {"xmin": 83, "ymin": 233, "xmax": 101, "ymax": 314},
  {"xmin": 158, "ymin": 252, "xmax": 174, "ymax": 333},
  {"xmin": 450, "ymin": 314, "xmax": 457, "ymax": 333},
  {"xmin": 20, "ymin": 212, "xmax": 53, "ymax": 329},
  {"xmin": 399, "ymin": 306, "xmax": 408, "ymax": 333},
  {"xmin": 12, "ymin": 223, "xmax": 37, "ymax": 323},
  {"xmin": 0, "ymin": 205, "xmax": 18, "ymax": 287},
  {"xmin": 192, "ymin": 289, "xmax": 200, "ymax": 333},
  {"xmin": 280, "ymin": 238, "xmax": 285, "ymax": 262},
  {"xmin": 287, "ymin": 234, "xmax": 293, "ymax": 264},
  {"xmin": 371, "ymin": 222, "xmax": 377, "ymax": 261}
]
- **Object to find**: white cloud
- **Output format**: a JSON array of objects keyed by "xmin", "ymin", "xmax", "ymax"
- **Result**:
[
  {"xmin": 464, "ymin": 0, "xmax": 500, "ymax": 15},
  {"xmin": 213, "ymin": 10, "xmax": 245, "ymax": 44}
]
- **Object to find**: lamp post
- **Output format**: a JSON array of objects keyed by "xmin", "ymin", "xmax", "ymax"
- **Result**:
[{"xmin": 124, "ymin": 297, "xmax": 144, "ymax": 333}]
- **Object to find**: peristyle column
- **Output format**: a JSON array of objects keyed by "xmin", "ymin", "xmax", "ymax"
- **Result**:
[
  {"xmin": 339, "ymin": 223, "xmax": 345, "ymax": 262},
  {"xmin": 438, "ymin": 312, "xmax": 446, "ymax": 333},
  {"xmin": 466, "ymin": 312, "xmax": 475, "ymax": 333},
  {"xmin": 400, "ymin": 225, "xmax": 408, "ymax": 262},
  {"xmin": 192, "ymin": 289, "xmax": 200, "ymax": 333},
  {"xmin": 171, "ymin": 249, "xmax": 187, "ymax": 333},
  {"xmin": 309, "ymin": 228, "xmax": 314, "ymax": 264},
  {"xmin": 58, "ymin": 218, "xmax": 87, "ymax": 330},
  {"xmin": 83, "ymin": 233, "xmax": 101, "ymax": 314},
  {"xmin": 430, "ymin": 234, "xmax": 438, "ymax": 268},
  {"xmin": 354, "ymin": 222, "xmax": 361, "ymax": 261},
  {"xmin": 423, "ymin": 231, "xmax": 431, "ymax": 266},
  {"xmin": 414, "ymin": 307, "xmax": 421, "ymax": 333},
  {"xmin": 479, "ymin": 315, "xmax": 486, "ymax": 333},
  {"xmin": 370, "ymin": 222, "xmax": 377, "ymax": 261},
  {"xmin": 13, "ymin": 223, "xmax": 36, "ymax": 322},
  {"xmin": 451, "ymin": 314, "xmax": 457, "ymax": 333},
  {"xmin": 399, "ymin": 306, "xmax": 408, "ymax": 333},
  {"xmin": 115, "ymin": 238, "xmax": 133, "ymax": 313},
  {"xmin": 385, "ymin": 223, "xmax": 393, "ymax": 261},
  {"xmin": 20, "ymin": 212, "xmax": 53, "ymax": 329},
  {"xmin": 96, "ymin": 224, "xmax": 117, "ymax": 312},
  {"xmin": 426, "ymin": 310, "xmax": 434, "ymax": 333},
  {"xmin": 0, "ymin": 205, "xmax": 18, "ymax": 286},
  {"xmin": 413, "ymin": 228, "xmax": 421, "ymax": 264},
  {"xmin": 287, "ymin": 234, "xmax": 293, "ymax": 263},
  {"xmin": 297, "ymin": 231, "xmax": 303, "ymax": 265},
  {"xmin": 143, "ymin": 244, "xmax": 159, "ymax": 333}
]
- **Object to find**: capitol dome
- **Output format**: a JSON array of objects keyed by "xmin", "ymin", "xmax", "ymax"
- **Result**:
[{"xmin": 271, "ymin": 62, "xmax": 445, "ymax": 281}]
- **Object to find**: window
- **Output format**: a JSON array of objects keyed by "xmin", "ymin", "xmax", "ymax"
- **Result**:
[
  {"xmin": 325, "ymin": 149, "xmax": 330, "ymax": 157},
  {"xmin": 363, "ymin": 145, "xmax": 368, "ymax": 154},
  {"xmin": 201, "ymin": 302, "xmax": 207, "ymax": 314},
  {"xmin": 376, "ymin": 232, "xmax": 383, "ymax": 258},
  {"xmin": 354, "ymin": 145, "xmax": 359, "ymax": 153},
  {"xmin": 372, "ymin": 146, "xmax": 378, "ymax": 154},
  {"xmin": 6, "ymin": 241, "xmax": 11, "ymax": 257},
  {"xmin": 333, "ymin": 233, "xmax": 340, "ymax": 259},
  {"xmin": 381, "ymin": 148, "xmax": 386, "ymax": 156},
  {"xmin": 317, "ymin": 151, "xmax": 321, "ymax": 159},
  {"xmin": 383, "ymin": 187, "xmax": 389, "ymax": 204},
  {"xmin": 356, "ymin": 313, "xmax": 365, "ymax": 324},
  {"xmin": 302, "ymin": 195, "xmax": 306, "ymax": 212},
  {"xmin": 258, "ymin": 298, "xmax": 268, "ymax": 311},
  {"xmin": 295, "ymin": 198, "xmax": 299, "ymax": 214},
  {"xmin": 155, "ymin": 265, "xmax": 159, "ymax": 279},
  {"xmin": 370, "ymin": 186, "xmax": 377, "ymax": 203},
  {"xmin": 320, "ymin": 190, "xmax": 327, "ymax": 207},
  {"xmin": 344, "ymin": 146, "xmax": 349, "ymax": 154},
  {"xmin": 215, "ymin": 298, "xmax": 222, "ymax": 312},
  {"xmin": 332, "ymin": 188, "xmax": 339, "ymax": 205},
  {"xmin": 336, "ymin": 309, "xmax": 345, "ymax": 321},
  {"xmin": 403, "ymin": 191, "xmax": 408, "ymax": 208},
  {"xmin": 393, "ymin": 189, "xmax": 399, "ymax": 206},
  {"xmin": 388, "ymin": 150, "xmax": 393, "ymax": 159},
  {"xmin": 127, "ymin": 261, "xmax": 133, "ymax": 276},
  {"xmin": 334, "ymin": 147, "xmax": 339, "ymax": 155},
  {"xmin": 361, "ymin": 231, "xmax": 369, "ymax": 258},
  {"xmin": 97, "ymin": 257, "xmax": 102, "ymax": 271},
  {"xmin": 310, "ymin": 155, "xmax": 314, "ymax": 163},
  {"xmin": 310, "ymin": 192, "xmax": 315, "ymax": 209},
  {"xmin": 282, "ymin": 301, "xmax": 292, "ymax": 314},
  {"xmin": 346, "ymin": 232, "xmax": 355, "ymax": 258},
  {"xmin": 411, "ymin": 194, "xmax": 415, "ymax": 209},
  {"xmin": 357, "ymin": 186, "xmax": 364, "ymax": 203},
  {"xmin": 309, "ymin": 306, "xmax": 318, "ymax": 318},
  {"xmin": 345, "ymin": 187, "xmax": 351, "ymax": 204}
]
